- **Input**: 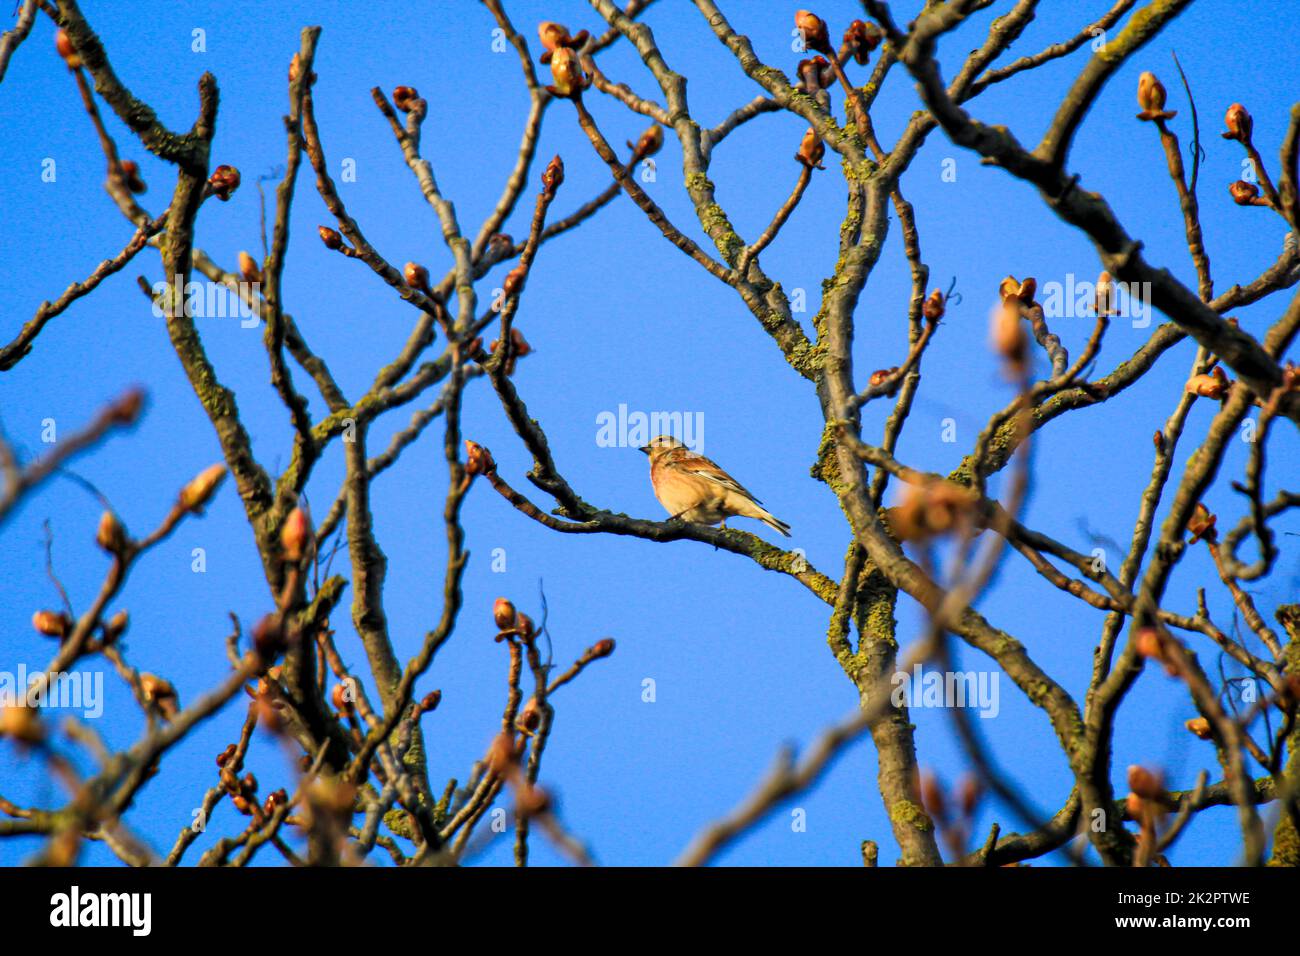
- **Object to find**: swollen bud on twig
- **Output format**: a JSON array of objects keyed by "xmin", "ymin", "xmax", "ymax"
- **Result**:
[
  {"xmin": 140, "ymin": 673, "xmax": 180, "ymax": 720},
  {"xmin": 796, "ymin": 56, "xmax": 830, "ymax": 93},
  {"xmin": 542, "ymin": 154, "xmax": 564, "ymax": 195},
  {"xmin": 795, "ymin": 10, "xmax": 832, "ymax": 55},
  {"xmin": 517, "ymin": 697, "xmax": 542, "ymax": 733},
  {"xmin": 516, "ymin": 612, "xmax": 536, "ymax": 641},
  {"xmin": 547, "ymin": 47, "xmax": 587, "ymax": 99},
  {"xmin": 796, "ymin": 128, "xmax": 825, "ymax": 169},
  {"xmin": 1221, "ymin": 103, "xmax": 1253, "ymax": 143},
  {"xmin": 843, "ymin": 19, "xmax": 883, "ymax": 65},
  {"xmin": 868, "ymin": 367, "xmax": 898, "ymax": 388},
  {"xmin": 591, "ymin": 637, "xmax": 615, "ymax": 658},
  {"xmin": 922, "ymin": 289, "xmax": 945, "ymax": 322},
  {"xmin": 109, "ymin": 387, "xmax": 146, "ymax": 425},
  {"xmin": 238, "ymin": 251, "xmax": 260, "ymax": 283},
  {"xmin": 1127, "ymin": 764, "xmax": 1164, "ymax": 801},
  {"xmin": 331, "ymin": 682, "xmax": 355, "ymax": 716},
  {"xmin": 1095, "ymin": 270, "xmax": 1118, "ymax": 316},
  {"xmin": 537, "ymin": 21, "xmax": 589, "ymax": 65},
  {"xmin": 1229, "ymin": 180, "xmax": 1263, "ymax": 206},
  {"xmin": 957, "ymin": 775, "xmax": 982, "ymax": 817},
  {"xmin": 990, "ymin": 299, "xmax": 1027, "ymax": 372},
  {"xmin": 919, "ymin": 771, "xmax": 946, "ymax": 821},
  {"xmin": 318, "ymin": 225, "xmax": 344, "ymax": 250},
  {"xmin": 207, "ymin": 165, "xmax": 241, "ymax": 201},
  {"xmin": 464, "ymin": 440, "xmax": 495, "ymax": 478},
  {"xmin": 1136, "ymin": 72, "xmax": 1176, "ymax": 122},
  {"xmin": 103, "ymin": 610, "xmax": 129, "ymax": 646},
  {"xmin": 95, "ymin": 510, "xmax": 127, "ymax": 555},
  {"xmin": 635, "ymin": 124, "xmax": 664, "ymax": 158},
  {"xmin": 392, "ymin": 86, "xmax": 420, "ymax": 112},
  {"xmin": 887, "ymin": 479, "xmax": 978, "ymax": 542},
  {"xmin": 1185, "ymin": 366, "xmax": 1230, "ymax": 400},
  {"xmin": 503, "ymin": 264, "xmax": 527, "ymax": 297},
  {"xmin": 1185, "ymin": 502, "xmax": 1217, "ymax": 543},
  {"xmin": 179, "ymin": 463, "xmax": 227, "ymax": 513},
  {"xmin": 1184, "ymin": 716, "xmax": 1212, "ymax": 740},
  {"xmin": 493, "ymin": 597, "xmax": 518, "ymax": 631},
  {"xmin": 251, "ymin": 614, "xmax": 287, "ymax": 662},
  {"xmin": 117, "ymin": 160, "xmax": 147, "ymax": 194},
  {"xmin": 403, "ymin": 261, "xmax": 430, "ymax": 293},
  {"xmin": 0, "ymin": 706, "xmax": 43, "ymax": 745},
  {"xmin": 1134, "ymin": 626, "xmax": 1180, "ymax": 677},
  {"xmin": 485, "ymin": 732, "xmax": 520, "ymax": 777},
  {"xmin": 280, "ymin": 506, "xmax": 311, "ymax": 563},
  {"xmin": 417, "ymin": 689, "xmax": 442, "ymax": 714},
  {"xmin": 32, "ymin": 610, "xmax": 72, "ymax": 639},
  {"xmin": 55, "ymin": 30, "xmax": 81, "ymax": 69}
]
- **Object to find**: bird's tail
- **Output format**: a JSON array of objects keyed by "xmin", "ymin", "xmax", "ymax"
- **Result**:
[{"xmin": 754, "ymin": 506, "xmax": 792, "ymax": 537}]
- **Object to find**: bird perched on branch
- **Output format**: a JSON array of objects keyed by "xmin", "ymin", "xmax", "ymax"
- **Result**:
[{"xmin": 640, "ymin": 435, "xmax": 791, "ymax": 537}]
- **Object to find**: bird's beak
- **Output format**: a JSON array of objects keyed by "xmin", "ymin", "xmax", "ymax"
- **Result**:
[{"xmin": 638, "ymin": 445, "xmax": 650, "ymax": 455}]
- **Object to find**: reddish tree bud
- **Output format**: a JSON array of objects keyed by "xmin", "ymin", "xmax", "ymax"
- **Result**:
[
  {"xmin": 516, "ymin": 612, "xmax": 535, "ymax": 640},
  {"xmin": 95, "ymin": 510, "xmax": 127, "ymax": 555},
  {"xmin": 843, "ymin": 19, "xmax": 883, "ymax": 65},
  {"xmin": 109, "ymin": 387, "xmax": 146, "ymax": 425},
  {"xmin": 493, "ymin": 597, "xmax": 518, "ymax": 630},
  {"xmin": 1184, "ymin": 716, "xmax": 1212, "ymax": 740},
  {"xmin": 392, "ymin": 86, "xmax": 420, "ymax": 112},
  {"xmin": 517, "ymin": 697, "xmax": 542, "ymax": 732},
  {"xmin": 919, "ymin": 771, "xmax": 946, "ymax": 820},
  {"xmin": 464, "ymin": 440, "xmax": 495, "ymax": 477},
  {"xmin": 1229, "ymin": 180, "xmax": 1261, "ymax": 205},
  {"xmin": 796, "ymin": 56, "xmax": 830, "ymax": 93},
  {"xmin": 216, "ymin": 744, "xmax": 238, "ymax": 768},
  {"xmin": 796, "ymin": 128, "xmax": 825, "ymax": 169},
  {"xmin": 509, "ymin": 327, "xmax": 532, "ymax": 361},
  {"xmin": 251, "ymin": 614, "xmax": 287, "ymax": 662},
  {"xmin": 795, "ymin": 10, "xmax": 832, "ymax": 55},
  {"xmin": 103, "ymin": 609, "xmax": 129, "ymax": 645},
  {"xmin": 32, "ymin": 610, "xmax": 72, "ymax": 639},
  {"xmin": 542, "ymin": 154, "xmax": 565, "ymax": 194},
  {"xmin": 990, "ymin": 299, "xmax": 1027, "ymax": 370},
  {"xmin": 418, "ymin": 689, "xmax": 442, "ymax": 714},
  {"xmin": 485, "ymin": 732, "xmax": 519, "ymax": 777},
  {"xmin": 404, "ymin": 261, "xmax": 430, "ymax": 292},
  {"xmin": 516, "ymin": 783, "xmax": 551, "ymax": 817},
  {"xmin": 207, "ymin": 165, "xmax": 241, "ymax": 201},
  {"xmin": 503, "ymin": 265, "xmax": 527, "ymax": 297},
  {"xmin": 0, "ymin": 706, "xmax": 43, "ymax": 745},
  {"xmin": 636, "ymin": 124, "xmax": 664, "ymax": 157},
  {"xmin": 280, "ymin": 506, "xmax": 311, "ymax": 563},
  {"xmin": 331, "ymin": 682, "xmax": 355, "ymax": 715},
  {"xmin": 55, "ymin": 30, "xmax": 81, "ymax": 68},
  {"xmin": 1186, "ymin": 502, "xmax": 1217, "ymax": 543},
  {"xmin": 1136, "ymin": 71, "xmax": 1176, "ymax": 121},
  {"xmin": 118, "ymin": 159, "xmax": 147, "ymax": 194},
  {"xmin": 318, "ymin": 225, "xmax": 344, "ymax": 250},
  {"xmin": 140, "ymin": 673, "xmax": 179, "ymax": 719},
  {"xmin": 922, "ymin": 289, "xmax": 945, "ymax": 321},
  {"xmin": 238, "ymin": 250, "xmax": 260, "ymax": 282},
  {"xmin": 1221, "ymin": 103, "xmax": 1253, "ymax": 143},
  {"xmin": 868, "ymin": 367, "xmax": 898, "ymax": 388},
  {"xmin": 179, "ymin": 463, "xmax": 227, "ymax": 512},
  {"xmin": 591, "ymin": 637, "xmax": 615, "ymax": 658},
  {"xmin": 1127, "ymin": 764, "xmax": 1163, "ymax": 801},
  {"xmin": 548, "ymin": 47, "xmax": 586, "ymax": 99}
]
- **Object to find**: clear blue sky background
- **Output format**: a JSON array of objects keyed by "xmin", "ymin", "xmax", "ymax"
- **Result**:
[{"xmin": 1, "ymin": 0, "xmax": 1297, "ymax": 866}]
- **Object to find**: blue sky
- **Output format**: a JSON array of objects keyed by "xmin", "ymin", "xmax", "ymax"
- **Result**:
[{"xmin": 1, "ymin": 0, "xmax": 1297, "ymax": 866}]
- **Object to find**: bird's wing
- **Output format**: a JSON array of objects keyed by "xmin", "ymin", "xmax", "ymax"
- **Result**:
[{"xmin": 667, "ymin": 447, "xmax": 763, "ymax": 504}]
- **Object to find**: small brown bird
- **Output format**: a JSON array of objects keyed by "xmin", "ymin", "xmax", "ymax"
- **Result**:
[{"xmin": 640, "ymin": 435, "xmax": 791, "ymax": 537}]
